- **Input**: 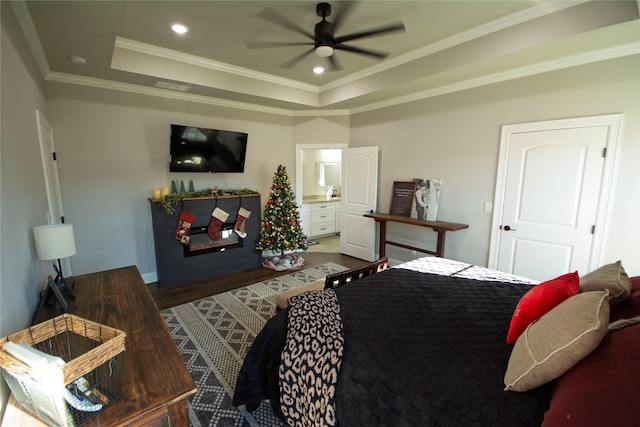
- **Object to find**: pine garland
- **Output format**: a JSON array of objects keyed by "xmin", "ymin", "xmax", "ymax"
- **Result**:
[
  {"xmin": 256, "ymin": 165, "xmax": 308, "ymax": 254},
  {"xmin": 159, "ymin": 188, "xmax": 258, "ymax": 215}
]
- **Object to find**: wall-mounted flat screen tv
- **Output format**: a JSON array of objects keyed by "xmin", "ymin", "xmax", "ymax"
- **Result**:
[{"xmin": 169, "ymin": 124, "xmax": 248, "ymax": 173}]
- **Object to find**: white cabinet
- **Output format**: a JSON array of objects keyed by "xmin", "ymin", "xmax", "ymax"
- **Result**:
[
  {"xmin": 311, "ymin": 202, "xmax": 335, "ymax": 237},
  {"xmin": 335, "ymin": 203, "xmax": 342, "ymax": 233},
  {"xmin": 303, "ymin": 200, "xmax": 341, "ymax": 237},
  {"xmin": 299, "ymin": 204, "xmax": 311, "ymax": 237}
]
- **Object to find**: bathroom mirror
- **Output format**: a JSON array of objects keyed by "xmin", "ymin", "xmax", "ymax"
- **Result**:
[{"xmin": 317, "ymin": 162, "xmax": 342, "ymax": 188}]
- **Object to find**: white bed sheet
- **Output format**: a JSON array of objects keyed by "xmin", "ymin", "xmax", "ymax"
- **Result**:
[{"xmin": 395, "ymin": 256, "xmax": 538, "ymax": 285}]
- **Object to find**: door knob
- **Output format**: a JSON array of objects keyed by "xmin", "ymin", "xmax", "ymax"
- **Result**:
[{"xmin": 502, "ymin": 225, "xmax": 516, "ymax": 231}]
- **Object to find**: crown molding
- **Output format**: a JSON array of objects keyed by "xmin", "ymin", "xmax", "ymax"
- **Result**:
[
  {"xmin": 350, "ymin": 42, "xmax": 640, "ymax": 115},
  {"xmin": 115, "ymin": 37, "xmax": 319, "ymax": 94},
  {"xmin": 46, "ymin": 72, "xmax": 350, "ymax": 117},
  {"xmin": 46, "ymin": 41, "xmax": 639, "ymax": 119},
  {"xmin": 10, "ymin": 0, "xmax": 50, "ymax": 78},
  {"xmin": 13, "ymin": 0, "xmax": 636, "ymax": 118},
  {"xmin": 291, "ymin": 109, "xmax": 350, "ymax": 117},
  {"xmin": 321, "ymin": 0, "xmax": 586, "ymax": 93},
  {"xmin": 46, "ymin": 72, "xmax": 295, "ymax": 116}
]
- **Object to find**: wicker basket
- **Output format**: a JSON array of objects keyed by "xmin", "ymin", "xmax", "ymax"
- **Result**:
[{"xmin": 0, "ymin": 314, "xmax": 126, "ymax": 427}]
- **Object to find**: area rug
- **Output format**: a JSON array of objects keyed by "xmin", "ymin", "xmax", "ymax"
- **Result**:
[{"xmin": 161, "ymin": 262, "xmax": 348, "ymax": 427}]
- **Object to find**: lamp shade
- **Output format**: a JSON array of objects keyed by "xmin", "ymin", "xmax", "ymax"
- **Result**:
[{"xmin": 33, "ymin": 223, "xmax": 77, "ymax": 260}]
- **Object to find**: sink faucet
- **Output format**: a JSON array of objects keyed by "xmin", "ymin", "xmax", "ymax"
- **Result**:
[{"xmin": 326, "ymin": 186, "xmax": 334, "ymax": 198}]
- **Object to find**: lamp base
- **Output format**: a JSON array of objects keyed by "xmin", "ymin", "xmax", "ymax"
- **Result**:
[
  {"xmin": 52, "ymin": 260, "xmax": 76, "ymax": 299},
  {"xmin": 44, "ymin": 276, "xmax": 70, "ymax": 311},
  {"xmin": 43, "ymin": 272, "xmax": 76, "ymax": 310}
]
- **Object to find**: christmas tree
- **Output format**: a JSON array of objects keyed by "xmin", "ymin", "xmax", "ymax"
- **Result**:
[{"xmin": 257, "ymin": 165, "xmax": 307, "ymax": 270}]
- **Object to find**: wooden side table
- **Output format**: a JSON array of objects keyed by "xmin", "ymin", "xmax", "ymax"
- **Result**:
[
  {"xmin": 3, "ymin": 266, "xmax": 196, "ymax": 426},
  {"xmin": 364, "ymin": 212, "xmax": 468, "ymax": 258}
]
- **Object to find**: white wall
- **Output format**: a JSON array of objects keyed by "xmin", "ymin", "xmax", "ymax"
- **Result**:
[
  {"xmin": 351, "ymin": 55, "xmax": 640, "ymax": 275},
  {"xmin": 0, "ymin": 3, "xmax": 53, "ymax": 416},
  {"xmin": 45, "ymin": 83, "xmax": 299, "ymax": 280},
  {"xmin": 292, "ymin": 116, "xmax": 350, "ymax": 145}
]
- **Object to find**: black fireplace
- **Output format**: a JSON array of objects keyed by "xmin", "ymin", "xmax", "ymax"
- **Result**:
[{"xmin": 183, "ymin": 223, "xmax": 243, "ymax": 257}]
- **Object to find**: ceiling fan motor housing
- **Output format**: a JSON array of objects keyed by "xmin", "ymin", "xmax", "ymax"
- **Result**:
[{"xmin": 315, "ymin": 20, "xmax": 334, "ymax": 48}]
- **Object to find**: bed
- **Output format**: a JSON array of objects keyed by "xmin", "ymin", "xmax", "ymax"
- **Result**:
[{"xmin": 233, "ymin": 257, "xmax": 640, "ymax": 426}]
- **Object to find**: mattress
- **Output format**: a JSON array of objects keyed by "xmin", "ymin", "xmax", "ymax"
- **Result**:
[{"xmin": 233, "ymin": 258, "xmax": 551, "ymax": 426}]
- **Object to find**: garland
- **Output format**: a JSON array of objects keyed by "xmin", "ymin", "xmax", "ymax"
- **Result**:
[{"xmin": 159, "ymin": 188, "xmax": 258, "ymax": 215}]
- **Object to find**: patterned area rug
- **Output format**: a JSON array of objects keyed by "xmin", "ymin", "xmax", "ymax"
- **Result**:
[{"xmin": 161, "ymin": 262, "xmax": 348, "ymax": 427}]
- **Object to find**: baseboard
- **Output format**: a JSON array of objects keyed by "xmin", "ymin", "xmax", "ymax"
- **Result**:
[{"xmin": 141, "ymin": 271, "xmax": 158, "ymax": 284}]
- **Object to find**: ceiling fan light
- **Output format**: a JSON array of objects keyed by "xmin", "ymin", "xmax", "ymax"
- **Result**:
[
  {"xmin": 171, "ymin": 23, "xmax": 189, "ymax": 34},
  {"xmin": 315, "ymin": 45, "xmax": 334, "ymax": 58}
]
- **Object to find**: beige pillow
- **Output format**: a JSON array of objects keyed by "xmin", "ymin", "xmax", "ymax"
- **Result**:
[
  {"xmin": 504, "ymin": 290, "xmax": 609, "ymax": 392},
  {"xmin": 580, "ymin": 260, "xmax": 631, "ymax": 305}
]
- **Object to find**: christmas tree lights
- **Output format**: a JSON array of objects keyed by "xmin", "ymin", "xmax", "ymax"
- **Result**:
[{"xmin": 257, "ymin": 165, "xmax": 307, "ymax": 270}]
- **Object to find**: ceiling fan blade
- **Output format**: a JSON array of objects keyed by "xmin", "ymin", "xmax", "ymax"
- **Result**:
[
  {"xmin": 334, "ymin": 22, "xmax": 405, "ymax": 44},
  {"xmin": 327, "ymin": 55, "xmax": 343, "ymax": 71},
  {"xmin": 246, "ymin": 41, "xmax": 314, "ymax": 50},
  {"xmin": 331, "ymin": 1, "xmax": 357, "ymax": 34},
  {"xmin": 334, "ymin": 43, "xmax": 390, "ymax": 59},
  {"xmin": 256, "ymin": 8, "xmax": 315, "ymax": 40},
  {"xmin": 281, "ymin": 48, "xmax": 315, "ymax": 69}
]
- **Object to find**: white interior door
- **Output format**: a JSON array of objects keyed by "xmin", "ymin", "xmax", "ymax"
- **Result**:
[
  {"xmin": 37, "ymin": 110, "xmax": 64, "ymax": 224},
  {"xmin": 36, "ymin": 110, "xmax": 72, "ymax": 274},
  {"xmin": 340, "ymin": 146, "xmax": 379, "ymax": 261},
  {"xmin": 489, "ymin": 115, "xmax": 621, "ymax": 281}
]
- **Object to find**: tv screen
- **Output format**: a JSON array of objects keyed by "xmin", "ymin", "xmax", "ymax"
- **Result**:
[{"xmin": 169, "ymin": 124, "xmax": 248, "ymax": 173}]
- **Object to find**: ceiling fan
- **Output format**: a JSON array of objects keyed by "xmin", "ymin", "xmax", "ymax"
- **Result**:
[{"xmin": 246, "ymin": 2, "xmax": 405, "ymax": 71}]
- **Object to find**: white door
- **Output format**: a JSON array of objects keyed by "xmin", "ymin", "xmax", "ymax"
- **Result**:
[
  {"xmin": 37, "ymin": 110, "xmax": 65, "ymax": 224},
  {"xmin": 36, "ymin": 110, "xmax": 72, "ymax": 273},
  {"xmin": 340, "ymin": 146, "xmax": 379, "ymax": 261},
  {"xmin": 489, "ymin": 115, "xmax": 621, "ymax": 281}
]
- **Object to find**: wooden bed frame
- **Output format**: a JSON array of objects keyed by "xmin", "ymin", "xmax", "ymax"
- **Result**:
[
  {"xmin": 275, "ymin": 257, "xmax": 389, "ymax": 310},
  {"xmin": 324, "ymin": 257, "xmax": 389, "ymax": 289}
]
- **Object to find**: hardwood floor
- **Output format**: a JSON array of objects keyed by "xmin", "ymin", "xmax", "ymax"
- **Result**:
[{"xmin": 148, "ymin": 236, "xmax": 367, "ymax": 310}]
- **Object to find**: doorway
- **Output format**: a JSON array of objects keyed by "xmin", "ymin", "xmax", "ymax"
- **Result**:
[
  {"xmin": 295, "ymin": 143, "xmax": 348, "ymax": 205},
  {"xmin": 488, "ymin": 114, "xmax": 622, "ymax": 281},
  {"xmin": 306, "ymin": 235, "xmax": 341, "ymax": 253}
]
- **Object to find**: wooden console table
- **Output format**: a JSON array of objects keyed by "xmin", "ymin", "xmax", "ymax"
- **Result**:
[
  {"xmin": 364, "ymin": 213, "xmax": 469, "ymax": 258},
  {"xmin": 3, "ymin": 266, "xmax": 196, "ymax": 426}
]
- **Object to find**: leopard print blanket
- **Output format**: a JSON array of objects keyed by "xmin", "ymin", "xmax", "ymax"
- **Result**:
[{"xmin": 279, "ymin": 289, "xmax": 344, "ymax": 427}]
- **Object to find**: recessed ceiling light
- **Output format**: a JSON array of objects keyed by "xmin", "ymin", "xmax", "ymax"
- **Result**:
[
  {"xmin": 313, "ymin": 67, "xmax": 324, "ymax": 74},
  {"xmin": 171, "ymin": 23, "xmax": 189, "ymax": 34}
]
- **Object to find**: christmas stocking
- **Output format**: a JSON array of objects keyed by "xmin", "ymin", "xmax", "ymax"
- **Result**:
[
  {"xmin": 208, "ymin": 207, "xmax": 229, "ymax": 240},
  {"xmin": 234, "ymin": 207, "xmax": 251, "ymax": 238},
  {"xmin": 174, "ymin": 211, "xmax": 196, "ymax": 245}
]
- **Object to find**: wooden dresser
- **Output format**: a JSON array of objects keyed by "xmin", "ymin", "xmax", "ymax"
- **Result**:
[{"xmin": 2, "ymin": 266, "xmax": 196, "ymax": 426}]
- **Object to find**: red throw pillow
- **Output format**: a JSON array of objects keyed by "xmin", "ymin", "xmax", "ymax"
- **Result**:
[{"xmin": 506, "ymin": 271, "xmax": 580, "ymax": 344}]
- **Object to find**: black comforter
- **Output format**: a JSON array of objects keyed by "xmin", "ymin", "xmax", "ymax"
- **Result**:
[{"xmin": 233, "ymin": 268, "xmax": 551, "ymax": 426}]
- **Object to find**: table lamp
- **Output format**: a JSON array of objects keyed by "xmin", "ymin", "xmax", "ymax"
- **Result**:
[{"xmin": 33, "ymin": 223, "xmax": 77, "ymax": 305}]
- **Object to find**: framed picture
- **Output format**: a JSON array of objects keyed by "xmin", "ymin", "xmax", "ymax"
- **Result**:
[
  {"xmin": 411, "ymin": 178, "xmax": 443, "ymax": 221},
  {"xmin": 390, "ymin": 181, "xmax": 417, "ymax": 217}
]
